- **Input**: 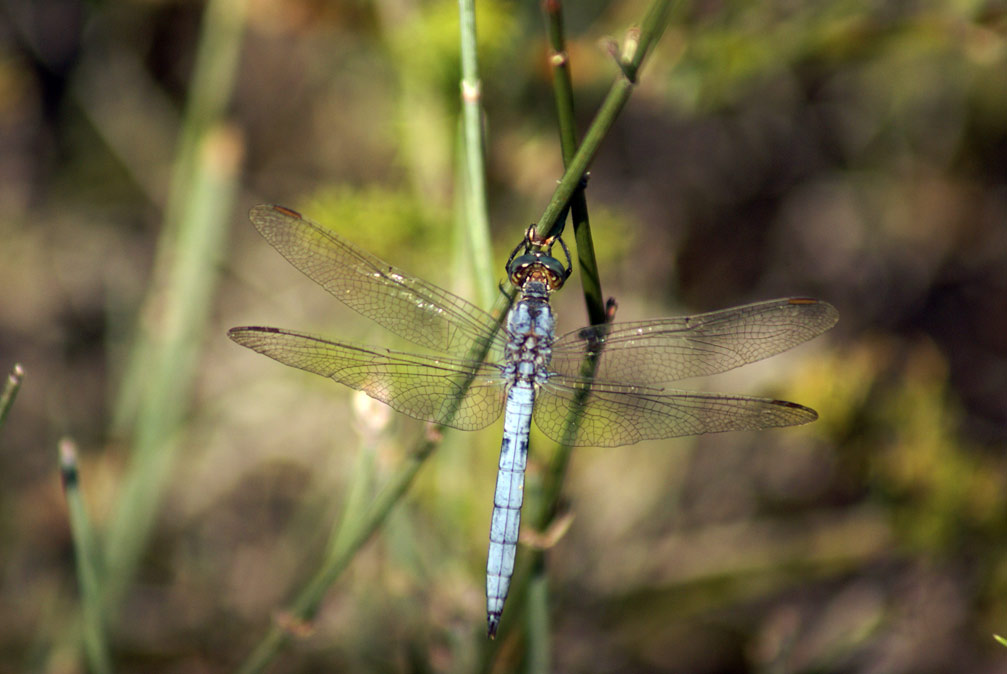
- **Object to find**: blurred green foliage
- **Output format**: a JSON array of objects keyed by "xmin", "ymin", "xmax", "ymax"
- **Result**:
[
  {"xmin": 386, "ymin": 0, "xmax": 519, "ymax": 91},
  {"xmin": 306, "ymin": 184, "xmax": 453, "ymax": 260}
]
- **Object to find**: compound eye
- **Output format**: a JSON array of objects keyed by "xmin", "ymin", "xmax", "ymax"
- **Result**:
[
  {"xmin": 507, "ymin": 254, "xmax": 537, "ymax": 285},
  {"xmin": 538, "ymin": 256, "xmax": 568, "ymax": 290}
]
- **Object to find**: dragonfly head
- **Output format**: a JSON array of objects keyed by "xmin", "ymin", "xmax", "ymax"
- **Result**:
[{"xmin": 507, "ymin": 251, "xmax": 568, "ymax": 292}]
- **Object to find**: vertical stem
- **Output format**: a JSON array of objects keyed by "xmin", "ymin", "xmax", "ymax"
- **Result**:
[
  {"xmin": 239, "ymin": 434, "xmax": 440, "ymax": 674},
  {"xmin": 458, "ymin": 0, "xmax": 496, "ymax": 308},
  {"xmin": 525, "ymin": 565, "xmax": 551, "ymax": 674},
  {"xmin": 104, "ymin": 0, "xmax": 247, "ymax": 611},
  {"xmin": 60, "ymin": 439, "xmax": 112, "ymax": 674},
  {"xmin": 534, "ymin": 0, "xmax": 673, "ymax": 241},
  {"xmin": 544, "ymin": 0, "xmax": 606, "ymax": 327}
]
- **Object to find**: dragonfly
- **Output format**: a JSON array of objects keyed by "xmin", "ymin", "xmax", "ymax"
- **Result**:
[{"xmin": 228, "ymin": 204, "xmax": 839, "ymax": 637}]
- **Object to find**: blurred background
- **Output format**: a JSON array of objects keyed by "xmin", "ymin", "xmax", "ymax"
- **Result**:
[{"xmin": 1, "ymin": 0, "xmax": 1005, "ymax": 671}]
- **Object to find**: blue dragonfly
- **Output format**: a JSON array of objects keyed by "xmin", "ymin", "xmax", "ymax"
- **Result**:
[{"xmin": 228, "ymin": 204, "xmax": 839, "ymax": 637}]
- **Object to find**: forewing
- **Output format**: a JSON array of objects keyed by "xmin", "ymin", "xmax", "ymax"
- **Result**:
[
  {"xmin": 249, "ymin": 204, "xmax": 505, "ymax": 357},
  {"xmin": 549, "ymin": 298, "xmax": 838, "ymax": 385},
  {"xmin": 229, "ymin": 326, "xmax": 506, "ymax": 431},
  {"xmin": 533, "ymin": 377, "xmax": 818, "ymax": 447}
]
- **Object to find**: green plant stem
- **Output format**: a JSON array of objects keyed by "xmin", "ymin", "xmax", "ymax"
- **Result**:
[
  {"xmin": 0, "ymin": 363, "xmax": 24, "ymax": 433},
  {"xmin": 545, "ymin": 0, "xmax": 578, "ymax": 162},
  {"xmin": 533, "ymin": 0, "xmax": 673, "ymax": 242},
  {"xmin": 239, "ymin": 433, "xmax": 439, "ymax": 674},
  {"xmin": 540, "ymin": 0, "xmax": 614, "ymax": 533},
  {"xmin": 60, "ymin": 439, "xmax": 112, "ymax": 674},
  {"xmin": 458, "ymin": 0, "xmax": 496, "ymax": 308},
  {"xmin": 545, "ymin": 0, "xmax": 606, "ymax": 327},
  {"xmin": 324, "ymin": 426, "xmax": 378, "ymax": 562},
  {"xmin": 104, "ymin": 0, "xmax": 247, "ymax": 612},
  {"xmin": 533, "ymin": 0, "xmax": 675, "ymax": 526},
  {"xmin": 525, "ymin": 560, "xmax": 551, "ymax": 674}
]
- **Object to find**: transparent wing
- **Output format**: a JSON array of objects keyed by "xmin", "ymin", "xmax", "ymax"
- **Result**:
[
  {"xmin": 249, "ymin": 204, "xmax": 506, "ymax": 357},
  {"xmin": 229, "ymin": 326, "xmax": 506, "ymax": 431},
  {"xmin": 550, "ymin": 298, "xmax": 838, "ymax": 385},
  {"xmin": 533, "ymin": 377, "xmax": 818, "ymax": 447}
]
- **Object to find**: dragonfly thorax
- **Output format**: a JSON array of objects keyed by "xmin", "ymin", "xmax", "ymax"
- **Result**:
[{"xmin": 503, "ymin": 295, "xmax": 555, "ymax": 386}]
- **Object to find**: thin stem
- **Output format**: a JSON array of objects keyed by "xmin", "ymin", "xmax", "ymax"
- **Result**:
[
  {"xmin": 104, "ymin": 0, "xmax": 247, "ymax": 612},
  {"xmin": 239, "ymin": 433, "xmax": 439, "ymax": 674},
  {"xmin": 459, "ymin": 0, "xmax": 496, "ymax": 308},
  {"xmin": 524, "ymin": 558, "xmax": 551, "ymax": 674},
  {"xmin": 544, "ymin": 0, "xmax": 607, "ymax": 328},
  {"xmin": 533, "ymin": 0, "xmax": 673, "ymax": 242},
  {"xmin": 324, "ymin": 412, "xmax": 379, "ymax": 562},
  {"xmin": 60, "ymin": 439, "xmax": 113, "ymax": 674},
  {"xmin": 0, "ymin": 363, "xmax": 24, "ymax": 433},
  {"xmin": 545, "ymin": 2, "xmax": 577, "ymax": 160}
]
